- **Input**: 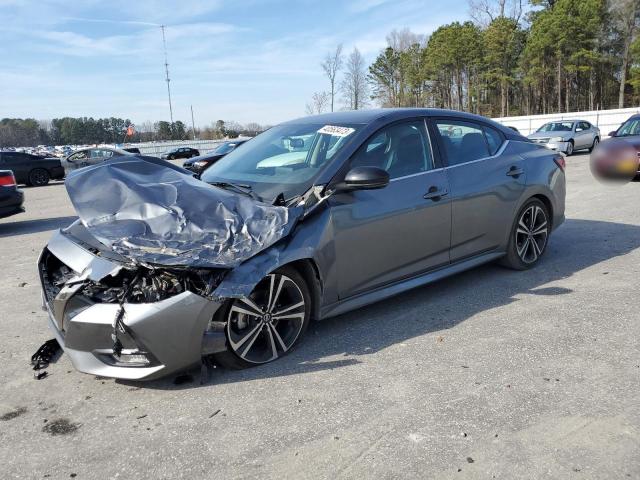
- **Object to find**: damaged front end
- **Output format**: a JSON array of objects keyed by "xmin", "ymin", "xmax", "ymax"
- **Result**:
[
  {"xmin": 39, "ymin": 231, "xmax": 228, "ymax": 380},
  {"xmin": 38, "ymin": 157, "xmax": 304, "ymax": 380}
]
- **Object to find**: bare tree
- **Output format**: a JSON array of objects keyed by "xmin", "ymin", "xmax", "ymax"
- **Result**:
[
  {"xmin": 611, "ymin": 0, "xmax": 640, "ymax": 108},
  {"xmin": 341, "ymin": 47, "xmax": 369, "ymax": 110},
  {"xmin": 386, "ymin": 28, "xmax": 425, "ymax": 51},
  {"xmin": 468, "ymin": 0, "xmax": 523, "ymax": 25},
  {"xmin": 305, "ymin": 91, "xmax": 331, "ymax": 115},
  {"xmin": 321, "ymin": 44, "xmax": 344, "ymax": 112},
  {"xmin": 244, "ymin": 122, "xmax": 263, "ymax": 135}
]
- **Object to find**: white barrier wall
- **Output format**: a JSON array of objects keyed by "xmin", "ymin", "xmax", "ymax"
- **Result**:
[{"xmin": 493, "ymin": 107, "xmax": 640, "ymax": 138}]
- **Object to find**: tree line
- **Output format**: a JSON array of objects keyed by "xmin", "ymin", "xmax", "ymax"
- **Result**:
[
  {"xmin": 0, "ymin": 117, "xmax": 267, "ymax": 148},
  {"xmin": 310, "ymin": 0, "xmax": 640, "ymax": 118}
]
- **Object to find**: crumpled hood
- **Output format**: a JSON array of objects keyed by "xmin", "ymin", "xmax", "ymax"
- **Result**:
[{"xmin": 64, "ymin": 156, "xmax": 302, "ymax": 268}]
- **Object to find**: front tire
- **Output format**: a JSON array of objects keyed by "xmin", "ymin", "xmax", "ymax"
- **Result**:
[
  {"xmin": 28, "ymin": 168, "xmax": 50, "ymax": 187},
  {"xmin": 500, "ymin": 198, "xmax": 550, "ymax": 270},
  {"xmin": 212, "ymin": 266, "xmax": 311, "ymax": 369},
  {"xmin": 565, "ymin": 140, "xmax": 574, "ymax": 156}
]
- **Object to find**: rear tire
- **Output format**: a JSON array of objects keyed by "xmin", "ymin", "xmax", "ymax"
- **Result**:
[
  {"xmin": 28, "ymin": 168, "xmax": 50, "ymax": 187},
  {"xmin": 588, "ymin": 137, "xmax": 599, "ymax": 153},
  {"xmin": 212, "ymin": 266, "xmax": 311, "ymax": 369},
  {"xmin": 499, "ymin": 198, "xmax": 550, "ymax": 270}
]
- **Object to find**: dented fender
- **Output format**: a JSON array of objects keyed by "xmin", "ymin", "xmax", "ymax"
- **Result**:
[{"xmin": 213, "ymin": 205, "xmax": 337, "ymax": 306}]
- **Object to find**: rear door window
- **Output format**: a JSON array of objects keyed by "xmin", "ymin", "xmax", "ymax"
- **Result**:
[
  {"xmin": 434, "ymin": 120, "xmax": 491, "ymax": 166},
  {"xmin": 483, "ymin": 126, "xmax": 504, "ymax": 155}
]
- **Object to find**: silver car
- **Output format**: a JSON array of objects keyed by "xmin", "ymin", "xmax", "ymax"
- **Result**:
[
  {"xmin": 38, "ymin": 109, "xmax": 566, "ymax": 381},
  {"xmin": 528, "ymin": 120, "xmax": 600, "ymax": 155}
]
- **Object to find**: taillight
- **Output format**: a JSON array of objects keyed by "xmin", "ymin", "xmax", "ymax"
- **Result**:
[
  {"xmin": 553, "ymin": 155, "xmax": 566, "ymax": 172},
  {"xmin": 0, "ymin": 173, "xmax": 16, "ymax": 187}
]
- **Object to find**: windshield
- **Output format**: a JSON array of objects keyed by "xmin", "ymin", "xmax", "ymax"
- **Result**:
[
  {"xmin": 201, "ymin": 123, "xmax": 361, "ymax": 201},
  {"xmin": 616, "ymin": 119, "xmax": 640, "ymax": 137},
  {"xmin": 537, "ymin": 122, "xmax": 574, "ymax": 133},
  {"xmin": 214, "ymin": 142, "xmax": 241, "ymax": 155}
]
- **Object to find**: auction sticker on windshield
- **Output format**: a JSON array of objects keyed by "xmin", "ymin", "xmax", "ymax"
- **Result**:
[{"xmin": 318, "ymin": 125, "xmax": 355, "ymax": 137}]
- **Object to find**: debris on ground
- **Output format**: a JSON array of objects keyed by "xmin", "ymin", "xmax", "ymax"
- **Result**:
[
  {"xmin": 209, "ymin": 409, "xmax": 221, "ymax": 418},
  {"xmin": 30, "ymin": 339, "xmax": 61, "ymax": 380}
]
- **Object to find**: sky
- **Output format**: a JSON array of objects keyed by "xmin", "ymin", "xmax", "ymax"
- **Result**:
[{"xmin": 0, "ymin": 0, "xmax": 471, "ymax": 127}]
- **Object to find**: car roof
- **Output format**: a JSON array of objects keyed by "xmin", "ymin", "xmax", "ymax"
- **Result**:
[
  {"xmin": 542, "ymin": 119, "xmax": 591, "ymax": 124},
  {"xmin": 76, "ymin": 147, "xmax": 132, "ymax": 155},
  {"xmin": 286, "ymin": 108, "xmax": 518, "ymax": 133}
]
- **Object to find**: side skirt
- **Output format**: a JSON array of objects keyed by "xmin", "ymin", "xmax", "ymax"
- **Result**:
[{"xmin": 320, "ymin": 251, "xmax": 505, "ymax": 320}]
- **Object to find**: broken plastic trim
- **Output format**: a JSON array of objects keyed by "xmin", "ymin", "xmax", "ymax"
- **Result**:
[
  {"xmin": 65, "ymin": 156, "xmax": 304, "ymax": 269},
  {"xmin": 31, "ymin": 339, "xmax": 61, "ymax": 380}
]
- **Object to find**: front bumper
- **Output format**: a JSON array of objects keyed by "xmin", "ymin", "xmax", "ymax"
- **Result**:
[
  {"xmin": 544, "ymin": 141, "xmax": 570, "ymax": 152},
  {"xmin": 39, "ymin": 230, "xmax": 226, "ymax": 380}
]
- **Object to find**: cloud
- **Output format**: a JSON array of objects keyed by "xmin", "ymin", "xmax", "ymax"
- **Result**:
[{"xmin": 348, "ymin": 0, "xmax": 393, "ymax": 13}]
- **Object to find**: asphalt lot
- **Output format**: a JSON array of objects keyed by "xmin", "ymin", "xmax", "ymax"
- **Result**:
[{"xmin": 0, "ymin": 152, "xmax": 638, "ymax": 479}]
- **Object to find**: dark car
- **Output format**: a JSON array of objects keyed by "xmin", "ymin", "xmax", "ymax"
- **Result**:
[
  {"xmin": 38, "ymin": 108, "xmax": 565, "ymax": 380},
  {"xmin": 592, "ymin": 114, "xmax": 640, "ymax": 182},
  {"xmin": 0, "ymin": 151, "xmax": 65, "ymax": 186},
  {"xmin": 62, "ymin": 147, "xmax": 135, "ymax": 174},
  {"xmin": 183, "ymin": 140, "xmax": 248, "ymax": 174},
  {"xmin": 123, "ymin": 147, "xmax": 141, "ymax": 154},
  {"xmin": 161, "ymin": 147, "xmax": 200, "ymax": 160},
  {"xmin": 0, "ymin": 170, "xmax": 24, "ymax": 218}
]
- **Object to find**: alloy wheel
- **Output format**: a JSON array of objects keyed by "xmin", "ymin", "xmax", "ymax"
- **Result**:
[
  {"xmin": 515, "ymin": 205, "xmax": 549, "ymax": 264},
  {"xmin": 566, "ymin": 142, "xmax": 573, "ymax": 156},
  {"xmin": 30, "ymin": 169, "xmax": 49, "ymax": 186},
  {"xmin": 226, "ymin": 273, "xmax": 306, "ymax": 364}
]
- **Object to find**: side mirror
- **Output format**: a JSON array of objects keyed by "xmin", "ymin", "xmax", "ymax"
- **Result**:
[
  {"xmin": 608, "ymin": 131, "xmax": 617, "ymax": 138},
  {"xmin": 334, "ymin": 166, "xmax": 390, "ymax": 192}
]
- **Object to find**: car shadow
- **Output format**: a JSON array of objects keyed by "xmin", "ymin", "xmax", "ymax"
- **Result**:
[
  {"xmin": 0, "ymin": 216, "xmax": 77, "ymax": 237},
  {"xmin": 19, "ymin": 180, "xmax": 65, "ymax": 189},
  {"xmin": 119, "ymin": 218, "xmax": 640, "ymax": 390}
]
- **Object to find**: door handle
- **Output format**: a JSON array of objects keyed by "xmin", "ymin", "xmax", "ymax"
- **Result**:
[
  {"xmin": 424, "ymin": 186, "xmax": 449, "ymax": 200},
  {"xmin": 506, "ymin": 166, "xmax": 524, "ymax": 177}
]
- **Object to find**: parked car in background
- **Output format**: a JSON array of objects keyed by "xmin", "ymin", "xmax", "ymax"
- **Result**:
[
  {"xmin": 183, "ymin": 140, "xmax": 248, "ymax": 175},
  {"xmin": 38, "ymin": 108, "xmax": 565, "ymax": 380},
  {"xmin": 0, "ymin": 151, "xmax": 65, "ymax": 186},
  {"xmin": 161, "ymin": 147, "xmax": 200, "ymax": 160},
  {"xmin": 527, "ymin": 120, "xmax": 600, "ymax": 155},
  {"xmin": 123, "ymin": 147, "xmax": 141, "ymax": 154},
  {"xmin": 62, "ymin": 147, "xmax": 136, "ymax": 174},
  {"xmin": 0, "ymin": 170, "xmax": 24, "ymax": 218},
  {"xmin": 594, "ymin": 114, "xmax": 640, "ymax": 182}
]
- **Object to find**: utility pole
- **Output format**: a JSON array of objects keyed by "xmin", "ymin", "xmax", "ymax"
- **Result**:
[
  {"xmin": 161, "ymin": 25, "xmax": 173, "ymax": 124},
  {"xmin": 190, "ymin": 105, "xmax": 196, "ymax": 140}
]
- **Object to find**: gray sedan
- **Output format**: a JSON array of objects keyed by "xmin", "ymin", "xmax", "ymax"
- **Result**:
[
  {"xmin": 62, "ymin": 147, "xmax": 135, "ymax": 174},
  {"xmin": 528, "ymin": 120, "xmax": 600, "ymax": 155},
  {"xmin": 38, "ymin": 109, "xmax": 566, "ymax": 380}
]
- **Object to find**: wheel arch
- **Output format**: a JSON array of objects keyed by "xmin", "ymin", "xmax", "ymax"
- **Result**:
[
  {"xmin": 531, "ymin": 193, "xmax": 554, "ymax": 230},
  {"xmin": 283, "ymin": 259, "xmax": 323, "ymax": 322}
]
